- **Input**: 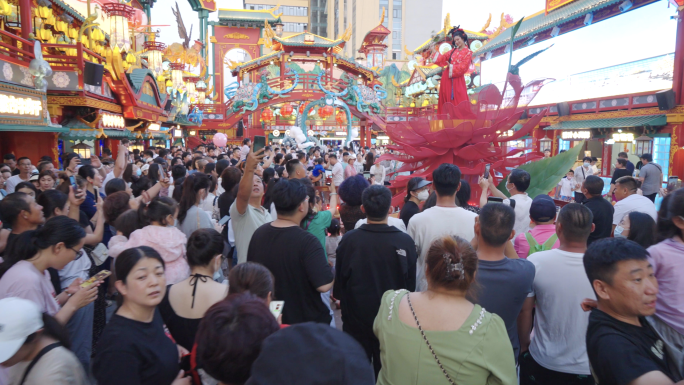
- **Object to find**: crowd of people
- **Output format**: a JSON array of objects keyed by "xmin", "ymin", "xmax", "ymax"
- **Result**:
[{"xmin": 0, "ymin": 140, "xmax": 682, "ymax": 385}]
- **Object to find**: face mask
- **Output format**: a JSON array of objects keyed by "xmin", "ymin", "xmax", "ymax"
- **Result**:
[
  {"xmin": 136, "ymin": 169, "xmax": 142, "ymax": 176},
  {"xmin": 584, "ymin": 162, "xmax": 591, "ymax": 168},
  {"xmin": 417, "ymin": 190, "xmax": 430, "ymax": 201},
  {"xmin": 614, "ymin": 226, "xmax": 626, "ymax": 238}
]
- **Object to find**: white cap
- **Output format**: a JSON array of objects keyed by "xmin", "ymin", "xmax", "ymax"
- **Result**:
[
  {"xmin": 141, "ymin": 164, "xmax": 150, "ymax": 172},
  {"xmin": 0, "ymin": 297, "xmax": 44, "ymax": 363}
]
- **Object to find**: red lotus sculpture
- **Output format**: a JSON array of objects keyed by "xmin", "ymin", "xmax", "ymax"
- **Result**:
[{"xmin": 380, "ymin": 73, "xmax": 553, "ymax": 206}]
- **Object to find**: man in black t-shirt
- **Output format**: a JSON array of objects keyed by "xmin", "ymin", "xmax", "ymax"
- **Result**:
[
  {"xmin": 581, "ymin": 176, "xmax": 614, "ymax": 245},
  {"xmin": 334, "ymin": 185, "xmax": 417, "ymax": 376},
  {"xmin": 247, "ymin": 178, "xmax": 334, "ymax": 325},
  {"xmin": 584, "ymin": 238, "xmax": 679, "ymax": 385}
]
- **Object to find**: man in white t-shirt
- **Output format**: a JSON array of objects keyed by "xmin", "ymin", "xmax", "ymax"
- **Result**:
[
  {"xmin": 230, "ymin": 144, "xmax": 273, "ymax": 265},
  {"xmin": 4, "ymin": 157, "xmax": 32, "ymax": 193},
  {"xmin": 330, "ymin": 154, "xmax": 344, "ymax": 187},
  {"xmin": 239, "ymin": 138, "xmax": 251, "ymax": 161},
  {"xmin": 519, "ymin": 203, "xmax": 596, "ymax": 384},
  {"xmin": 407, "ymin": 163, "xmax": 478, "ymax": 291},
  {"xmin": 574, "ymin": 157, "xmax": 594, "ymax": 203},
  {"xmin": 612, "ymin": 175, "xmax": 657, "ymax": 234},
  {"xmin": 480, "ymin": 169, "xmax": 533, "ymax": 238}
]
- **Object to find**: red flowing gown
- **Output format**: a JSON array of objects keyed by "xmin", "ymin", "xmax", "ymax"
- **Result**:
[{"xmin": 433, "ymin": 47, "xmax": 472, "ymax": 115}]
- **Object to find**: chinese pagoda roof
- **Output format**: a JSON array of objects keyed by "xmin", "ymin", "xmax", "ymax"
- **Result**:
[
  {"xmin": 274, "ymin": 32, "xmax": 346, "ymax": 48},
  {"xmin": 359, "ymin": 9, "xmax": 391, "ymax": 53},
  {"xmin": 544, "ymin": 114, "xmax": 667, "ymax": 130},
  {"xmin": 331, "ymin": 53, "xmax": 380, "ymax": 78},
  {"xmin": 412, "ymin": 29, "xmax": 489, "ymax": 54},
  {"xmin": 475, "ymin": 0, "xmax": 658, "ymax": 57},
  {"xmin": 230, "ymin": 51, "xmax": 283, "ymax": 75},
  {"xmin": 218, "ymin": 7, "xmax": 282, "ymax": 23}
]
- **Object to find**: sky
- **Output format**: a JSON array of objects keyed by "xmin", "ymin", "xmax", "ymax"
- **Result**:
[{"xmin": 153, "ymin": 0, "xmax": 243, "ymax": 49}]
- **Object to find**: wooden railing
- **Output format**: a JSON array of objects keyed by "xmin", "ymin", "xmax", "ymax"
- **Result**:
[{"xmin": 0, "ymin": 29, "xmax": 35, "ymax": 66}]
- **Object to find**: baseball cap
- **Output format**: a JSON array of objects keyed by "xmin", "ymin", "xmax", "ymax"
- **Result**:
[
  {"xmin": 0, "ymin": 298, "xmax": 44, "ymax": 363},
  {"xmin": 529, "ymin": 195, "xmax": 557, "ymax": 222},
  {"xmin": 141, "ymin": 164, "xmax": 150, "ymax": 172},
  {"xmin": 29, "ymin": 171, "xmax": 39, "ymax": 182},
  {"xmin": 245, "ymin": 323, "xmax": 375, "ymax": 385}
]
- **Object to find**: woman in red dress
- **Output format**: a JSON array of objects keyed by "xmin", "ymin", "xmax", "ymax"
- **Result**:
[{"xmin": 432, "ymin": 27, "xmax": 472, "ymax": 115}]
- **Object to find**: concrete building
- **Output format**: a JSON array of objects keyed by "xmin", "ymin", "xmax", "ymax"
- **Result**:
[
  {"xmin": 404, "ymin": 0, "xmax": 442, "ymax": 54},
  {"xmin": 327, "ymin": 0, "xmax": 442, "ymax": 63},
  {"xmin": 243, "ymin": 0, "xmax": 310, "ymax": 37},
  {"xmin": 243, "ymin": 0, "xmax": 442, "ymax": 64}
]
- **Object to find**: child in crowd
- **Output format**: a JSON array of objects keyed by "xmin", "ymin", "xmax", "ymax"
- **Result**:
[
  {"xmin": 325, "ymin": 219, "xmax": 342, "ymax": 269},
  {"xmin": 557, "ymin": 169, "xmax": 577, "ymax": 201},
  {"xmin": 312, "ymin": 158, "xmax": 326, "ymax": 178}
]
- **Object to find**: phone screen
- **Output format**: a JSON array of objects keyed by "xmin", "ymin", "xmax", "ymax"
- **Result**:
[
  {"xmin": 253, "ymin": 135, "xmax": 266, "ymax": 153},
  {"xmin": 484, "ymin": 164, "xmax": 491, "ymax": 179},
  {"xmin": 69, "ymin": 175, "xmax": 78, "ymax": 190},
  {"xmin": 269, "ymin": 301, "xmax": 284, "ymax": 319},
  {"xmin": 81, "ymin": 270, "xmax": 111, "ymax": 288},
  {"xmin": 218, "ymin": 215, "xmax": 230, "ymax": 226}
]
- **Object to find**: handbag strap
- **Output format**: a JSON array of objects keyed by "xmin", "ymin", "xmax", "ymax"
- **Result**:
[
  {"xmin": 406, "ymin": 293, "xmax": 456, "ymax": 385},
  {"xmin": 20, "ymin": 342, "xmax": 61, "ymax": 385}
]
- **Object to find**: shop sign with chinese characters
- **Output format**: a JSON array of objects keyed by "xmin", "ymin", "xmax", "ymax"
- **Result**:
[
  {"xmin": 0, "ymin": 93, "xmax": 42, "ymax": 118},
  {"xmin": 561, "ymin": 130, "xmax": 591, "ymax": 140},
  {"xmin": 612, "ymin": 132, "xmax": 634, "ymax": 142},
  {"xmin": 100, "ymin": 113, "xmax": 125, "ymax": 129}
]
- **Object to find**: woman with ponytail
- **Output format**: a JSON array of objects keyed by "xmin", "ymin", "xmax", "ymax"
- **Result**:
[
  {"xmin": 176, "ymin": 173, "xmax": 214, "ymax": 239},
  {"xmin": 0, "ymin": 297, "xmax": 88, "ymax": 385},
  {"xmin": 108, "ymin": 197, "xmax": 190, "ymax": 284},
  {"xmin": 400, "ymin": 177, "xmax": 431, "ymax": 228},
  {"xmin": 0, "ymin": 216, "xmax": 99, "ymax": 326},
  {"xmin": 158, "ymin": 228, "xmax": 227, "ymax": 351}
]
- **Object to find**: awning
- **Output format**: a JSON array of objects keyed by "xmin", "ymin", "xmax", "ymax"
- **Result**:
[
  {"xmin": 544, "ymin": 115, "xmax": 667, "ymax": 130},
  {"xmin": 60, "ymin": 128, "xmax": 134, "ymax": 140},
  {"xmin": 0, "ymin": 123, "xmax": 68, "ymax": 133}
]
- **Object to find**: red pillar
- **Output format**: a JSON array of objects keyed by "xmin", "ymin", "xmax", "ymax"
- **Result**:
[
  {"xmin": 670, "ymin": 124, "xmax": 684, "ymax": 179},
  {"xmin": 673, "ymin": 8, "xmax": 684, "ymax": 105},
  {"xmin": 20, "ymin": 0, "xmax": 32, "ymax": 40},
  {"xmin": 360, "ymin": 125, "xmax": 366, "ymax": 147},
  {"xmin": 601, "ymin": 139, "xmax": 611, "ymax": 177}
]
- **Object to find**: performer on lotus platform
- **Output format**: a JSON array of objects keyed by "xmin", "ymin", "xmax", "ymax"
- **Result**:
[{"xmin": 432, "ymin": 26, "xmax": 472, "ymax": 115}]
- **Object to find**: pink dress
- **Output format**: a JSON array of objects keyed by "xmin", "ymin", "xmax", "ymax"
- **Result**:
[
  {"xmin": 108, "ymin": 225, "xmax": 191, "ymax": 285},
  {"xmin": 344, "ymin": 164, "xmax": 357, "ymax": 179}
]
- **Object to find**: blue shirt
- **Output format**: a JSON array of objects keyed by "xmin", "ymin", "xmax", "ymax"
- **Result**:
[
  {"xmin": 312, "ymin": 164, "xmax": 325, "ymax": 177},
  {"xmin": 81, "ymin": 189, "xmax": 112, "ymax": 245}
]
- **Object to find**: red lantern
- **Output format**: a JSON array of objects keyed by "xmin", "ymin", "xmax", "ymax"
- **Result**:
[
  {"xmin": 319, "ymin": 105, "xmax": 334, "ymax": 119},
  {"xmin": 298, "ymin": 103, "xmax": 307, "ymax": 115},
  {"xmin": 335, "ymin": 111, "xmax": 347, "ymax": 124},
  {"xmin": 261, "ymin": 109, "xmax": 273, "ymax": 122},
  {"xmin": 281, "ymin": 103, "xmax": 293, "ymax": 117}
]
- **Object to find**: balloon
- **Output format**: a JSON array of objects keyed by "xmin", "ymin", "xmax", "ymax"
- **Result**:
[{"xmin": 213, "ymin": 133, "xmax": 228, "ymax": 147}]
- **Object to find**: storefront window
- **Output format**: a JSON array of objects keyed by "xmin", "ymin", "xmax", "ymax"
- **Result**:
[
  {"xmin": 558, "ymin": 138, "xmax": 570, "ymax": 153},
  {"xmin": 653, "ymin": 137, "xmax": 671, "ymax": 181}
]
